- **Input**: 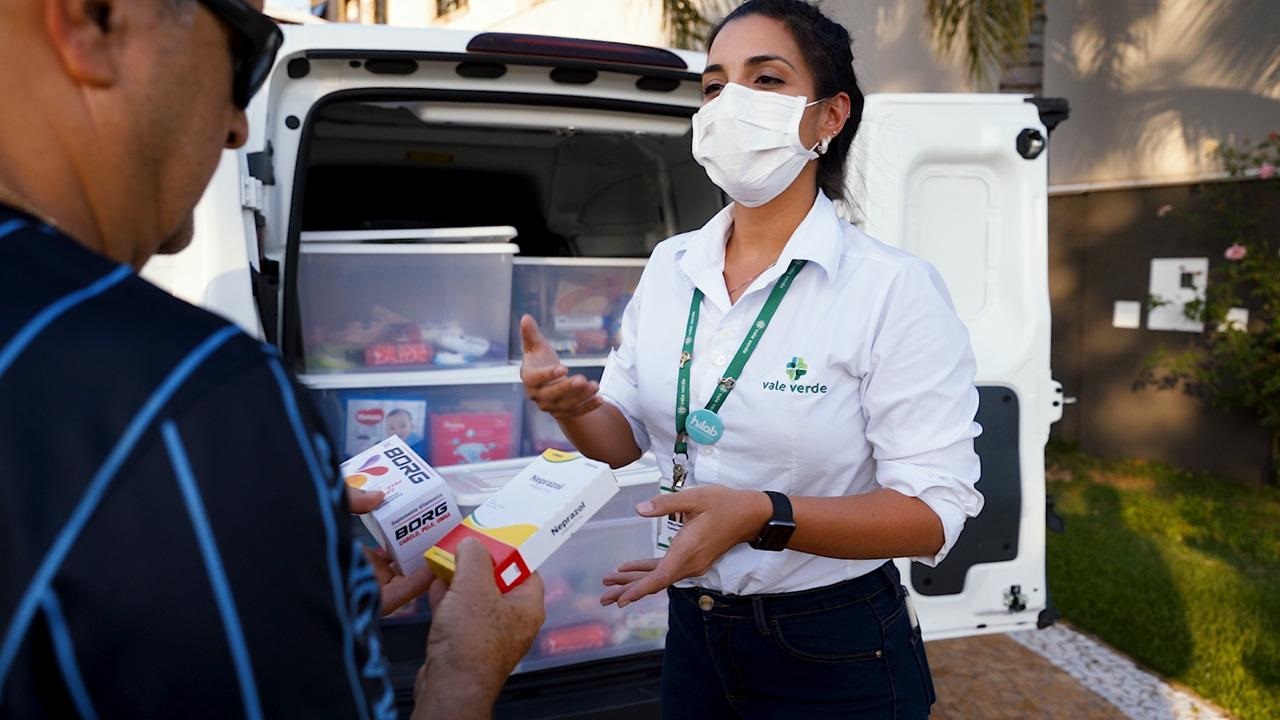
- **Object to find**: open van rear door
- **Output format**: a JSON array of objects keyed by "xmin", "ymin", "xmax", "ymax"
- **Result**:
[
  {"xmin": 850, "ymin": 94, "xmax": 1065, "ymax": 640},
  {"xmin": 140, "ymin": 149, "xmax": 264, "ymax": 338}
]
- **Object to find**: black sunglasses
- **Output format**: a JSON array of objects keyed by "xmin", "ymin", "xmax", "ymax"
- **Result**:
[{"xmin": 197, "ymin": 0, "xmax": 284, "ymax": 109}]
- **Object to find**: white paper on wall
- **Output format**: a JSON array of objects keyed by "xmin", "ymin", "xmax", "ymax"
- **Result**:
[
  {"xmin": 1147, "ymin": 258, "xmax": 1208, "ymax": 332},
  {"xmin": 1112, "ymin": 300, "xmax": 1141, "ymax": 329}
]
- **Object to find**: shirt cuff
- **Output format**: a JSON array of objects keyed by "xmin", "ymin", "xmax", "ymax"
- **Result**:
[
  {"xmin": 910, "ymin": 488, "xmax": 972, "ymax": 567},
  {"xmin": 598, "ymin": 393, "xmax": 650, "ymax": 454},
  {"xmin": 875, "ymin": 459, "xmax": 983, "ymax": 567},
  {"xmin": 599, "ymin": 350, "xmax": 651, "ymax": 454}
]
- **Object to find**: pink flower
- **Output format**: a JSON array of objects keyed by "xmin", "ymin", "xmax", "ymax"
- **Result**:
[
  {"xmin": 1260, "ymin": 162, "xmax": 1277, "ymax": 180},
  {"xmin": 1225, "ymin": 243, "xmax": 1247, "ymax": 261},
  {"xmin": 1270, "ymin": 132, "xmax": 1280, "ymax": 142},
  {"xmin": 1156, "ymin": 204, "xmax": 1174, "ymax": 218}
]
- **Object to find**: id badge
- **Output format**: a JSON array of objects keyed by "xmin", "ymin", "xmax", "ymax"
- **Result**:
[{"xmin": 655, "ymin": 480, "xmax": 683, "ymax": 555}]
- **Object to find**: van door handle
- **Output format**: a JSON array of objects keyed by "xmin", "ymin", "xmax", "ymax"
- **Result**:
[{"xmin": 1017, "ymin": 128, "xmax": 1046, "ymax": 159}]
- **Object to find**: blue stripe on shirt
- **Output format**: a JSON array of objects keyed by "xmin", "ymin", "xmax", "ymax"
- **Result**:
[
  {"xmin": 0, "ymin": 324, "xmax": 240, "ymax": 691},
  {"xmin": 0, "ymin": 219, "xmax": 26, "ymax": 241},
  {"xmin": 264, "ymin": 356, "xmax": 370, "ymax": 720},
  {"xmin": 40, "ymin": 591, "xmax": 98, "ymax": 720},
  {"xmin": 161, "ymin": 421, "xmax": 264, "ymax": 720},
  {"xmin": 0, "ymin": 265, "xmax": 131, "ymax": 381}
]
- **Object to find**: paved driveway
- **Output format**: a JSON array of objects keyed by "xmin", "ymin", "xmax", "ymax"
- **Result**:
[{"xmin": 927, "ymin": 624, "xmax": 1229, "ymax": 719}]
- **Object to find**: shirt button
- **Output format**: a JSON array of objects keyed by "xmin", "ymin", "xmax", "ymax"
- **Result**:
[
  {"xmin": 698, "ymin": 595, "xmax": 715, "ymax": 612},
  {"xmin": 702, "ymin": 446, "xmax": 716, "ymax": 457},
  {"xmin": 714, "ymin": 354, "xmax": 728, "ymax": 366}
]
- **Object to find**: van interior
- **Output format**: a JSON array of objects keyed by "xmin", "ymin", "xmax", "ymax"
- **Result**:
[{"xmin": 299, "ymin": 97, "xmax": 725, "ymax": 257}]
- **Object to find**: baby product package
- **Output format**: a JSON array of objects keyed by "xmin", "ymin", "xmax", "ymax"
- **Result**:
[
  {"xmin": 426, "ymin": 450, "xmax": 618, "ymax": 593},
  {"xmin": 430, "ymin": 411, "xmax": 515, "ymax": 465},
  {"xmin": 341, "ymin": 435, "xmax": 461, "ymax": 575}
]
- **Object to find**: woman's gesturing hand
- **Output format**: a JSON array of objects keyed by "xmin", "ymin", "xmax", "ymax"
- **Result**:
[
  {"xmin": 600, "ymin": 486, "xmax": 772, "ymax": 607},
  {"xmin": 520, "ymin": 314, "xmax": 605, "ymax": 419}
]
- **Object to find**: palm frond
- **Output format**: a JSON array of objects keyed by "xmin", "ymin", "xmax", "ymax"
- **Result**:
[
  {"xmin": 924, "ymin": 0, "xmax": 1035, "ymax": 86},
  {"xmin": 660, "ymin": 0, "xmax": 712, "ymax": 49}
]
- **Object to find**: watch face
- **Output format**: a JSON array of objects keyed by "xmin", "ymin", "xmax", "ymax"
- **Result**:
[{"xmin": 757, "ymin": 520, "xmax": 797, "ymax": 551}]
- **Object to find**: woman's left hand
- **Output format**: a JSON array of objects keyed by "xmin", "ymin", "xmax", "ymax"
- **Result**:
[{"xmin": 600, "ymin": 486, "xmax": 771, "ymax": 608}]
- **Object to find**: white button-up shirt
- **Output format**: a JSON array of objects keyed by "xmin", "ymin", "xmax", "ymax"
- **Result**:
[{"xmin": 599, "ymin": 191, "xmax": 984, "ymax": 596}]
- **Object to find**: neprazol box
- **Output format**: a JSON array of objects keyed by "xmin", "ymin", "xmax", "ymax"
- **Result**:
[
  {"xmin": 426, "ymin": 450, "xmax": 617, "ymax": 593},
  {"xmin": 342, "ymin": 435, "xmax": 461, "ymax": 575}
]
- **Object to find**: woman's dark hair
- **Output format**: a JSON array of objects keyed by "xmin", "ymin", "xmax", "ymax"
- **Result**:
[{"xmin": 705, "ymin": 0, "xmax": 865, "ymax": 201}]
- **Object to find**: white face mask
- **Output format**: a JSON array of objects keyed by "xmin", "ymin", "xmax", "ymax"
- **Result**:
[{"xmin": 691, "ymin": 83, "xmax": 827, "ymax": 208}]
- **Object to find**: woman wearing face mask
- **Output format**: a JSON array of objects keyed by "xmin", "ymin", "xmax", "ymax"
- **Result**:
[{"xmin": 520, "ymin": 0, "xmax": 982, "ymax": 716}]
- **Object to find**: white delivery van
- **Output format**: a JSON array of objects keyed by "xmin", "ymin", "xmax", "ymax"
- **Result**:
[{"xmin": 142, "ymin": 23, "xmax": 1068, "ymax": 717}]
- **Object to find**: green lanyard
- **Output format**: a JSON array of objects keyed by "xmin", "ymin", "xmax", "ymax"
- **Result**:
[{"xmin": 671, "ymin": 258, "xmax": 807, "ymax": 488}]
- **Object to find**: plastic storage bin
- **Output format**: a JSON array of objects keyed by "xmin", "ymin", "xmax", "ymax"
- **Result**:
[
  {"xmin": 297, "ymin": 240, "xmax": 516, "ymax": 373},
  {"xmin": 309, "ymin": 383, "xmax": 524, "ymax": 469},
  {"xmin": 439, "ymin": 456, "xmax": 667, "ymax": 673},
  {"xmin": 510, "ymin": 258, "xmax": 645, "ymax": 359},
  {"xmin": 518, "ymin": 513, "xmax": 667, "ymax": 673}
]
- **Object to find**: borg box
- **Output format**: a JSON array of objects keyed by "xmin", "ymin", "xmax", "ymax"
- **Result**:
[
  {"xmin": 426, "ymin": 450, "xmax": 618, "ymax": 593},
  {"xmin": 341, "ymin": 435, "xmax": 461, "ymax": 575}
]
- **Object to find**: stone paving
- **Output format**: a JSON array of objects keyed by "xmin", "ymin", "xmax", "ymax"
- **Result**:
[{"xmin": 1008, "ymin": 624, "xmax": 1229, "ymax": 720}]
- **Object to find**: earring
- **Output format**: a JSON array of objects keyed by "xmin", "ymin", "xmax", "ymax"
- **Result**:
[{"xmin": 817, "ymin": 137, "xmax": 831, "ymax": 155}]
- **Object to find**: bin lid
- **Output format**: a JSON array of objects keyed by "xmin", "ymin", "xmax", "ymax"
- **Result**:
[{"xmin": 301, "ymin": 226, "xmax": 518, "ymax": 244}]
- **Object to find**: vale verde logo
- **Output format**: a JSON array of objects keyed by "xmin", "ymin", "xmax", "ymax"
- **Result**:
[
  {"xmin": 786, "ymin": 356, "xmax": 808, "ymax": 381},
  {"xmin": 343, "ymin": 454, "xmax": 390, "ymax": 489},
  {"xmin": 763, "ymin": 356, "xmax": 828, "ymax": 395}
]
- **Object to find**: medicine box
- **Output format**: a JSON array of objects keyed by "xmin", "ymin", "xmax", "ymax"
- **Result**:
[
  {"xmin": 438, "ymin": 455, "xmax": 668, "ymax": 672},
  {"xmin": 297, "ymin": 239, "xmax": 516, "ymax": 373},
  {"xmin": 426, "ymin": 450, "xmax": 619, "ymax": 593},
  {"xmin": 510, "ymin": 258, "xmax": 645, "ymax": 359},
  {"xmin": 340, "ymin": 435, "xmax": 462, "ymax": 576}
]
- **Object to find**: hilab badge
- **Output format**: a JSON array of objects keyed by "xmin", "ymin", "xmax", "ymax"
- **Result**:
[{"xmin": 685, "ymin": 408, "xmax": 724, "ymax": 445}]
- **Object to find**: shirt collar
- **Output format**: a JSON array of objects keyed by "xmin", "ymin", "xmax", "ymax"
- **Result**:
[
  {"xmin": 773, "ymin": 190, "xmax": 843, "ymax": 279},
  {"xmin": 676, "ymin": 191, "xmax": 844, "ymax": 307}
]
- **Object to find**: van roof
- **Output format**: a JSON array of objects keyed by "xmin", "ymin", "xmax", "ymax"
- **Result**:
[{"xmin": 279, "ymin": 24, "xmax": 709, "ymax": 78}]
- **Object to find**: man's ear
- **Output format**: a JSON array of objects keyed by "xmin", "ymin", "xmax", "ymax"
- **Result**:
[{"xmin": 44, "ymin": 0, "xmax": 125, "ymax": 88}]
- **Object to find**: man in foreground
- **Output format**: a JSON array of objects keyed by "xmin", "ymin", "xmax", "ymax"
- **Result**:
[{"xmin": 0, "ymin": 0, "xmax": 543, "ymax": 717}]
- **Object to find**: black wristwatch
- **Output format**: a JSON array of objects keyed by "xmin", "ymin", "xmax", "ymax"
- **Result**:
[{"xmin": 749, "ymin": 491, "xmax": 796, "ymax": 551}]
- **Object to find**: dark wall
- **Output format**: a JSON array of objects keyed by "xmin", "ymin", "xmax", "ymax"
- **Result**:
[{"xmin": 1048, "ymin": 181, "xmax": 1277, "ymax": 485}]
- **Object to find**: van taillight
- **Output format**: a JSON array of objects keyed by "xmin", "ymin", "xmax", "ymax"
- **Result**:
[{"xmin": 466, "ymin": 33, "xmax": 687, "ymax": 70}]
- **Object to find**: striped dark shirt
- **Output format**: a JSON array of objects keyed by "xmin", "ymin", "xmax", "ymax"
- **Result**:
[{"xmin": 0, "ymin": 204, "xmax": 396, "ymax": 719}]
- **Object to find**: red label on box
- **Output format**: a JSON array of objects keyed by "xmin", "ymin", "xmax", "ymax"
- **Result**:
[
  {"xmin": 365, "ymin": 342, "xmax": 432, "ymax": 366},
  {"xmin": 430, "ymin": 523, "xmax": 531, "ymax": 593}
]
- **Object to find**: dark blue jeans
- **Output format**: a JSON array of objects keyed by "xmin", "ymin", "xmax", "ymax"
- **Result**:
[{"xmin": 661, "ymin": 562, "xmax": 936, "ymax": 719}]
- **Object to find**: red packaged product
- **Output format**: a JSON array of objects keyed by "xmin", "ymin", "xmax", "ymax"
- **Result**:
[
  {"xmin": 365, "ymin": 342, "xmax": 432, "ymax": 366},
  {"xmin": 429, "ymin": 412, "xmax": 514, "ymax": 465},
  {"xmin": 537, "ymin": 622, "xmax": 612, "ymax": 657}
]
